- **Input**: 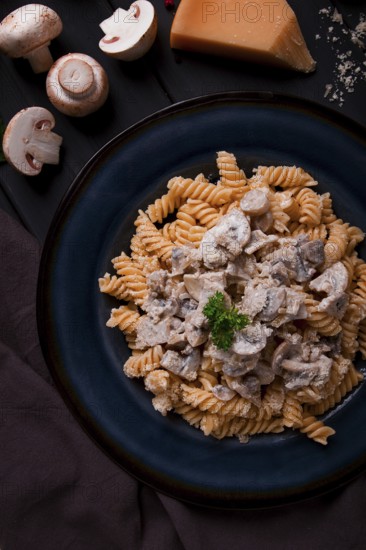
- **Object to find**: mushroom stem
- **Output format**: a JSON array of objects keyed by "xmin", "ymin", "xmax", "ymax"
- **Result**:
[{"xmin": 25, "ymin": 44, "xmax": 53, "ymax": 73}]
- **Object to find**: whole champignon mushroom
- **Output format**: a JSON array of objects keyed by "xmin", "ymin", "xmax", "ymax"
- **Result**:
[
  {"xmin": 2, "ymin": 106, "xmax": 62, "ymax": 176},
  {"xmin": 99, "ymin": 1, "xmax": 158, "ymax": 61},
  {"xmin": 46, "ymin": 53, "xmax": 109, "ymax": 117},
  {"xmin": 0, "ymin": 4, "xmax": 62, "ymax": 73}
]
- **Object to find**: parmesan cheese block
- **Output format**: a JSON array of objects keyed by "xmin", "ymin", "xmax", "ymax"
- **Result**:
[{"xmin": 170, "ymin": 0, "xmax": 316, "ymax": 73}]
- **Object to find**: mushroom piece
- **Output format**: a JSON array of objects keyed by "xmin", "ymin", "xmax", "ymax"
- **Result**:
[
  {"xmin": 46, "ymin": 53, "xmax": 109, "ymax": 117},
  {"xmin": 282, "ymin": 355, "xmax": 333, "ymax": 390},
  {"xmin": 200, "ymin": 209, "xmax": 251, "ymax": 268},
  {"xmin": 258, "ymin": 287, "xmax": 286, "ymax": 322},
  {"xmin": 271, "ymin": 340, "xmax": 300, "ymax": 374},
  {"xmin": 309, "ymin": 261, "xmax": 349, "ymax": 317},
  {"xmin": 240, "ymin": 189, "xmax": 270, "ymax": 216},
  {"xmin": 0, "ymin": 4, "xmax": 62, "ymax": 73},
  {"xmin": 2, "ymin": 107, "xmax": 62, "ymax": 176},
  {"xmin": 99, "ymin": 1, "xmax": 158, "ymax": 61},
  {"xmin": 251, "ymin": 210, "xmax": 273, "ymax": 233},
  {"xmin": 160, "ymin": 349, "xmax": 200, "ymax": 381},
  {"xmin": 244, "ymin": 229, "xmax": 278, "ymax": 255},
  {"xmin": 225, "ymin": 374, "xmax": 261, "ymax": 407},
  {"xmin": 299, "ymin": 239, "xmax": 325, "ymax": 267},
  {"xmin": 231, "ymin": 322, "xmax": 272, "ymax": 357},
  {"xmin": 212, "ymin": 385, "xmax": 236, "ymax": 401}
]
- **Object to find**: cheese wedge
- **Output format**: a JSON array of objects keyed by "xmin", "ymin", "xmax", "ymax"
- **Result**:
[{"xmin": 170, "ymin": 0, "xmax": 316, "ymax": 73}]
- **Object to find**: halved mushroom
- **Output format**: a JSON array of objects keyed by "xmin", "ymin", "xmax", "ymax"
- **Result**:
[
  {"xmin": 99, "ymin": 1, "xmax": 158, "ymax": 61},
  {"xmin": 183, "ymin": 271, "xmax": 226, "ymax": 302},
  {"xmin": 240, "ymin": 189, "xmax": 270, "ymax": 216},
  {"xmin": 0, "ymin": 4, "xmax": 62, "ymax": 73},
  {"xmin": 2, "ymin": 107, "xmax": 62, "ymax": 176},
  {"xmin": 46, "ymin": 53, "xmax": 109, "ymax": 117}
]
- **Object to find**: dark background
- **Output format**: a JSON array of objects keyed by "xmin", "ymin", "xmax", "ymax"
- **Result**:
[{"xmin": 1, "ymin": 0, "xmax": 366, "ymax": 241}]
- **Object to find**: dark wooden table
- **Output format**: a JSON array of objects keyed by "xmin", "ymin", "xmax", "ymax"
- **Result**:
[{"xmin": 1, "ymin": 0, "xmax": 366, "ymax": 242}]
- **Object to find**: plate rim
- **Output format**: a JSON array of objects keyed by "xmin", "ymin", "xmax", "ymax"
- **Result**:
[{"xmin": 37, "ymin": 91, "xmax": 366, "ymax": 510}]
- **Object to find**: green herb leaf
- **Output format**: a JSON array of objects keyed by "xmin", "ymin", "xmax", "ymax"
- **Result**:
[
  {"xmin": 0, "ymin": 118, "xmax": 5, "ymax": 163},
  {"xmin": 203, "ymin": 291, "xmax": 250, "ymax": 351}
]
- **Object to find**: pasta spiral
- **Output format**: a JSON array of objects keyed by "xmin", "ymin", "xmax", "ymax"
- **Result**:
[
  {"xmin": 146, "ymin": 188, "xmax": 183, "ymax": 224},
  {"xmin": 123, "ymin": 345, "xmax": 164, "ymax": 378},
  {"xmin": 256, "ymin": 165, "xmax": 316, "ymax": 188},
  {"xmin": 111, "ymin": 252, "xmax": 148, "ymax": 305},
  {"xmin": 296, "ymin": 188, "xmax": 322, "ymax": 227},
  {"xmin": 135, "ymin": 211, "xmax": 174, "ymax": 264},
  {"xmin": 106, "ymin": 304, "xmax": 140, "ymax": 333},
  {"xmin": 216, "ymin": 150, "xmax": 247, "ymax": 199},
  {"xmin": 300, "ymin": 414, "xmax": 335, "ymax": 445},
  {"xmin": 168, "ymin": 176, "xmax": 232, "ymax": 206}
]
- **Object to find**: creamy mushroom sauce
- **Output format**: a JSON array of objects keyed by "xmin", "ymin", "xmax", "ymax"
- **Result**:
[{"xmin": 135, "ymin": 195, "xmax": 346, "ymax": 407}]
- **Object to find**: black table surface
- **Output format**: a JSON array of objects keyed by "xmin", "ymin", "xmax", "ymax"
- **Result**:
[{"xmin": 0, "ymin": 0, "xmax": 366, "ymax": 241}]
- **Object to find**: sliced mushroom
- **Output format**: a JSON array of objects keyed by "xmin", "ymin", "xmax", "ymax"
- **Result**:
[
  {"xmin": 309, "ymin": 262, "xmax": 349, "ymax": 317},
  {"xmin": 142, "ymin": 297, "xmax": 179, "ymax": 322},
  {"xmin": 299, "ymin": 239, "xmax": 325, "ymax": 267},
  {"xmin": 214, "ymin": 209, "xmax": 251, "ymax": 257},
  {"xmin": 282, "ymin": 355, "xmax": 333, "ymax": 390},
  {"xmin": 225, "ymin": 374, "xmax": 261, "ymax": 407},
  {"xmin": 99, "ymin": 1, "xmax": 158, "ymax": 61},
  {"xmin": 2, "ymin": 107, "xmax": 62, "ymax": 176},
  {"xmin": 0, "ymin": 4, "xmax": 62, "ymax": 73},
  {"xmin": 240, "ymin": 283, "xmax": 268, "ymax": 319},
  {"xmin": 222, "ymin": 353, "xmax": 259, "ymax": 377},
  {"xmin": 147, "ymin": 270, "xmax": 169, "ymax": 295},
  {"xmin": 212, "ymin": 385, "xmax": 236, "ymax": 401},
  {"xmin": 271, "ymin": 340, "xmax": 300, "ymax": 374},
  {"xmin": 183, "ymin": 271, "xmax": 226, "ymax": 302},
  {"xmin": 258, "ymin": 287, "xmax": 286, "ymax": 322},
  {"xmin": 240, "ymin": 189, "xmax": 270, "ymax": 216},
  {"xmin": 309, "ymin": 261, "xmax": 348, "ymax": 295},
  {"xmin": 160, "ymin": 348, "xmax": 200, "ymax": 381},
  {"xmin": 166, "ymin": 331, "xmax": 187, "ymax": 351},
  {"xmin": 270, "ymin": 261, "xmax": 290, "ymax": 286},
  {"xmin": 46, "ymin": 53, "xmax": 109, "ymax": 117},
  {"xmin": 171, "ymin": 246, "xmax": 201, "ymax": 276},
  {"xmin": 252, "ymin": 360, "xmax": 275, "ymax": 385},
  {"xmin": 244, "ymin": 230, "xmax": 278, "ymax": 255},
  {"xmin": 231, "ymin": 323, "xmax": 272, "ymax": 357},
  {"xmin": 184, "ymin": 314, "xmax": 208, "ymax": 347},
  {"xmin": 199, "ymin": 229, "xmax": 228, "ymax": 269},
  {"xmin": 251, "ymin": 210, "xmax": 273, "ymax": 233},
  {"xmin": 136, "ymin": 316, "xmax": 177, "ymax": 347}
]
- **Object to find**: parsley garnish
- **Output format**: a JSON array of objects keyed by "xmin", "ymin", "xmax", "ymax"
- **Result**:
[{"xmin": 203, "ymin": 291, "xmax": 250, "ymax": 351}]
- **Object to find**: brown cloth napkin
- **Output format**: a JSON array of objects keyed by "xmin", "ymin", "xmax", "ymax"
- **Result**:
[{"xmin": 1, "ymin": 207, "xmax": 366, "ymax": 550}]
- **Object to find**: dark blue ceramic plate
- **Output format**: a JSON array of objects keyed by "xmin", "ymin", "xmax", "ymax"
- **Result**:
[{"xmin": 38, "ymin": 92, "xmax": 366, "ymax": 509}]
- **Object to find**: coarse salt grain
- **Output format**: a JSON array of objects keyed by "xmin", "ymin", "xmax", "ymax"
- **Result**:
[{"xmin": 318, "ymin": 8, "xmax": 366, "ymax": 107}]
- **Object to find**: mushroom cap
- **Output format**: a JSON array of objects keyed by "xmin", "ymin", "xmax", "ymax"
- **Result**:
[
  {"xmin": 0, "ymin": 4, "xmax": 62, "ymax": 58},
  {"xmin": 46, "ymin": 53, "xmax": 109, "ymax": 117},
  {"xmin": 2, "ymin": 106, "xmax": 61, "ymax": 176},
  {"xmin": 99, "ymin": 1, "xmax": 158, "ymax": 61}
]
